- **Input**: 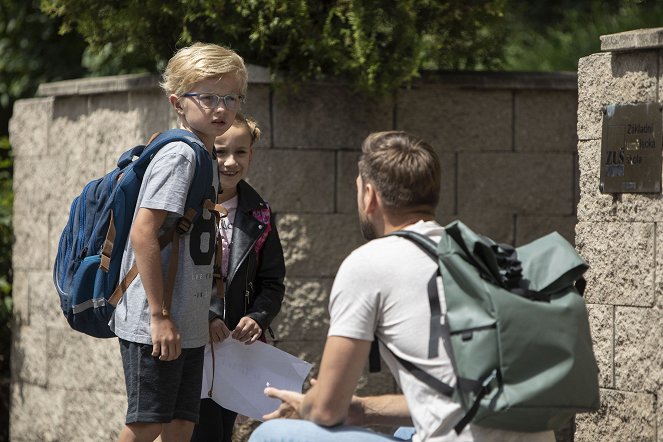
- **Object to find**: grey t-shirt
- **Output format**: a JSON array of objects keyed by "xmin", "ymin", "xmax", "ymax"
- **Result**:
[
  {"xmin": 328, "ymin": 220, "xmax": 554, "ymax": 442},
  {"xmin": 110, "ymin": 141, "xmax": 219, "ymax": 348}
]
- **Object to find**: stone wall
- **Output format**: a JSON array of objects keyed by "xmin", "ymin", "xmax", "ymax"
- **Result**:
[
  {"xmin": 575, "ymin": 28, "xmax": 663, "ymax": 442},
  {"xmin": 9, "ymin": 68, "xmax": 579, "ymax": 441}
]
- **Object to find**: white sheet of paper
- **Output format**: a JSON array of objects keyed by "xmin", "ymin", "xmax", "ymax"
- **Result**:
[{"xmin": 200, "ymin": 339, "xmax": 312, "ymax": 421}]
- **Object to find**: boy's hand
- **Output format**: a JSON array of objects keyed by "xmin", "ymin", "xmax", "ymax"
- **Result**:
[
  {"xmin": 232, "ymin": 316, "xmax": 262, "ymax": 344},
  {"xmin": 209, "ymin": 318, "xmax": 231, "ymax": 343},
  {"xmin": 150, "ymin": 315, "xmax": 182, "ymax": 361}
]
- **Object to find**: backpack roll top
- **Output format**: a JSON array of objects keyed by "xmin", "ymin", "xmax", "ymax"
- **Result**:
[
  {"xmin": 517, "ymin": 231, "xmax": 589, "ymax": 294},
  {"xmin": 53, "ymin": 129, "xmax": 215, "ymax": 338}
]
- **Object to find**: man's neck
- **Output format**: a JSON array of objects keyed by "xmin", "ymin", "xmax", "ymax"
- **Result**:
[{"xmin": 383, "ymin": 209, "xmax": 435, "ymax": 235}]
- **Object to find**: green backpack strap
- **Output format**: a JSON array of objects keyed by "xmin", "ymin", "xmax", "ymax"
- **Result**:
[
  {"xmin": 390, "ymin": 230, "xmax": 443, "ymax": 358},
  {"xmin": 368, "ymin": 339, "xmax": 382, "ymax": 373},
  {"xmin": 369, "ymin": 230, "xmax": 442, "ymax": 373}
]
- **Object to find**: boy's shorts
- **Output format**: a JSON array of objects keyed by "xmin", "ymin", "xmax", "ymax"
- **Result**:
[{"xmin": 119, "ymin": 338, "xmax": 205, "ymax": 424}]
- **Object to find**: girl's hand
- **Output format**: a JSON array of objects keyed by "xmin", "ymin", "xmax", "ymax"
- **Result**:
[
  {"xmin": 232, "ymin": 316, "xmax": 262, "ymax": 344},
  {"xmin": 209, "ymin": 318, "xmax": 231, "ymax": 343}
]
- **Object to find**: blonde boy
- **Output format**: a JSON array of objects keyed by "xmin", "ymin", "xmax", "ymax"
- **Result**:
[{"xmin": 110, "ymin": 43, "xmax": 247, "ymax": 442}]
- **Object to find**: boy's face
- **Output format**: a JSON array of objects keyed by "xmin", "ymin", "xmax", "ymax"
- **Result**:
[
  {"xmin": 170, "ymin": 75, "xmax": 242, "ymax": 149},
  {"xmin": 214, "ymin": 123, "xmax": 253, "ymax": 196}
]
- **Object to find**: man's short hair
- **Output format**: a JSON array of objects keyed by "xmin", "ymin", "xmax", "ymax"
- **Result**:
[
  {"xmin": 160, "ymin": 42, "xmax": 248, "ymax": 96},
  {"xmin": 358, "ymin": 131, "xmax": 440, "ymax": 210}
]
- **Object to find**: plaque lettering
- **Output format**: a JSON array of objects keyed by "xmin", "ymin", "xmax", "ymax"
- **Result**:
[{"xmin": 600, "ymin": 103, "xmax": 662, "ymax": 193}]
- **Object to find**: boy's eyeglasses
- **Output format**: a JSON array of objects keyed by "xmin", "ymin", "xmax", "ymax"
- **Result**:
[{"xmin": 181, "ymin": 93, "xmax": 244, "ymax": 111}]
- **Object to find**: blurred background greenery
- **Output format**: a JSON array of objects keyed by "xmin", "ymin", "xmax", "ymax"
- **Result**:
[{"xmin": 2, "ymin": 1, "xmax": 663, "ymax": 439}]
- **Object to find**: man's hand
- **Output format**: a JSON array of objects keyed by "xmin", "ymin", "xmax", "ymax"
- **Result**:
[
  {"xmin": 209, "ymin": 318, "xmax": 231, "ymax": 343},
  {"xmin": 345, "ymin": 395, "xmax": 367, "ymax": 426},
  {"xmin": 262, "ymin": 387, "xmax": 304, "ymax": 420},
  {"xmin": 150, "ymin": 314, "xmax": 181, "ymax": 361},
  {"xmin": 232, "ymin": 316, "xmax": 262, "ymax": 344}
]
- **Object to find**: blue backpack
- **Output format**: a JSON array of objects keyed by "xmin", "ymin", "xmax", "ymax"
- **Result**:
[{"xmin": 53, "ymin": 129, "xmax": 219, "ymax": 338}]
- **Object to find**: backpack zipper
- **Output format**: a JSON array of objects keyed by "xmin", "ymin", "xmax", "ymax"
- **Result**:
[
  {"xmin": 449, "ymin": 323, "xmax": 497, "ymax": 342},
  {"xmin": 76, "ymin": 181, "xmax": 96, "ymax": 258}
]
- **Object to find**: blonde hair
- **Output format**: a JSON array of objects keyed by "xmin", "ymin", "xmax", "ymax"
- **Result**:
[
  {"xmin": 160, "ymin": 42, "xmax": 248, "ymax": 96},
  {"xmin": 358, "ymin": 131, "xmax": 440, "ymax": 209},
  {"xmin": 233, "ymin": 113, "xmax": 262, "ymax": 146}
]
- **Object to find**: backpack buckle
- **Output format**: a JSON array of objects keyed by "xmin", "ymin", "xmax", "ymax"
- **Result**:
[{"xmin": 177, "ymin": 208, "xmax": 198, "ymax": 234}]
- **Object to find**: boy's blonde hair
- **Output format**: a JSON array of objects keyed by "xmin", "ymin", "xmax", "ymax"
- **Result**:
[
  {"xmin": 161, "ymin": 42, "xmax": 248, "ymax": 96},
  {"xmin": 233, "ymin": 113, "xmax": 262, "ymax": 146}
]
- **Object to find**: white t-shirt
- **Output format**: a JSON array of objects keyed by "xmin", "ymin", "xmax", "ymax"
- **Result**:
[{"xmin": 328, "ymin": 220, "xmax": 554, "ymax": 442}]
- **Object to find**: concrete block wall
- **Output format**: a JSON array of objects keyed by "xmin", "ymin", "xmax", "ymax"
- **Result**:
[
  {"xmin": 9, "ymin": 69, "xmax": 579, "ymax": 441},
  {"xmin": 575, "ymin": 28, "xmax": 663, "ymax": 441}
]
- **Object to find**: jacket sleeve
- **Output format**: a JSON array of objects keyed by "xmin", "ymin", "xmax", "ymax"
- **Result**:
[
  {"xmin": 209, "ymin": 286, "xmax": 224, "ymax": 321},
  {"xmin": 246, "ymin": 215, "xmax": 286, "ymax": 331}
]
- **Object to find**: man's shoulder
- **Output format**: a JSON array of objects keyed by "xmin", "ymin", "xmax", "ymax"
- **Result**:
[
  {"xmin": 350, "ymin": 221, "xmax": 444, "ymax": 254},
  {"xmin": 341, "ymin": 236, "xmax": 402, "ymax": 270}
]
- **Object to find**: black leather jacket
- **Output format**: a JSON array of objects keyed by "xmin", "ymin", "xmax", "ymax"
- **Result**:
[{"xmin": 209, "ymin": 180, "xmax": 286, "ymax": 334}]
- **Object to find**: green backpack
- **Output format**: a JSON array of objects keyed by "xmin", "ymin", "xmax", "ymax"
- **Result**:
[{"xmin": 375, "ymin": 220, "xmax": 600, "ymax": 434}]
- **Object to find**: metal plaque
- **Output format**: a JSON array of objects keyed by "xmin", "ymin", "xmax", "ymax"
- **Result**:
[{"xmin": 600, "ymin": 103, "xmax": 662, "ymax": 193}]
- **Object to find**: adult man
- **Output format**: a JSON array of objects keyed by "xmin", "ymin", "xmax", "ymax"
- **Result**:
[{"xmin": 249, "ymin": 131, "xmax": 554, "ymax": 441}]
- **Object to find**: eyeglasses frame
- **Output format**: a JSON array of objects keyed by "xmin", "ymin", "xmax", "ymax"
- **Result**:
[{"xmin": 181, "ymin": 92, "xmax": 245, "ymax": 111}]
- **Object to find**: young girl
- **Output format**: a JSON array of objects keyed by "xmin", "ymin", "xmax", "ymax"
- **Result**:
[{"xmin": 191, "ymin": 114, "xmax": 286, "ymax": 442}]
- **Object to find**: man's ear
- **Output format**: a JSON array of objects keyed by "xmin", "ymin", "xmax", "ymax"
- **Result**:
[{"xmin": 363, "ymin": 183, "xmax": 379, "ymax": 214}]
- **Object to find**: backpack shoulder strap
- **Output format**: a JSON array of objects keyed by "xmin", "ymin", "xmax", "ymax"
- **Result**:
[
  {"xmin": 376, "ymin": 337, "xmax": 455, "ymax": 398},
  {"xmin": 368, "ymin": 338, "xmax": 382, "ymax": 373},
  {"xmin": 389, "ymin": 230, "xmax": 444, "ymax": 359},
  {"xmin": 369, "ymin": 230, "xmax": 444, "ymax": 373},
  {"xmin": 107, "ymin": 130, "xmax": 217, "ymax": 314},
  {"xmin": 389, "ymin": 230, "xmax": 438, "ymax": 257}
]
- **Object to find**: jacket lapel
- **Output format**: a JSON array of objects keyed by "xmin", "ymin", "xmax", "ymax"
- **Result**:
[{"xmin": 226, "ymin": 181, "xmax": 264, "ymax": 285}]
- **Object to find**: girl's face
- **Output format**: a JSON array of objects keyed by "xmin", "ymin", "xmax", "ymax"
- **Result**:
[{"xmin": 214, "ymin": 123, "xmax": 253, "ymax": 201}]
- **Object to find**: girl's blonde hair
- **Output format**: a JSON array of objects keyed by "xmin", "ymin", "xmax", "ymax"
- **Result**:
[
  {"xmin": 233, "ymin": 113, "xmax": 262, "ymax": 146},
  {"xmin": 160, "ymin": 42, "xmax": 248, "ymax": 96}
]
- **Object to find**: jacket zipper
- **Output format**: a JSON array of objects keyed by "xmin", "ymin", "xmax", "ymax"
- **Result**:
[{"xmin": 245, "ymin": 258, "xmax": 253, "ymax": 315}]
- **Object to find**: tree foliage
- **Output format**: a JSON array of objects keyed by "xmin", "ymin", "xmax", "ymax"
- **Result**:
[
  {"xmin": 40, "ymin": 0, "xmax": 508, "ymax": 95},
  {"xmin": 0, "ymin": 0, "xmax": 87, "ymax": 131},
  {"xmin": 501, "ymin": 0, "xmax": 663, "ymax": 71},
  {"xmin": 37, "ymin": 0, "xmax": 663, "ymax": 91}
]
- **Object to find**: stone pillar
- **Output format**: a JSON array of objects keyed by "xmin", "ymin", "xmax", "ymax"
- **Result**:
[{"xmin": 576, "ymin": 28, "xmax": 663, "ymax": 441}]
